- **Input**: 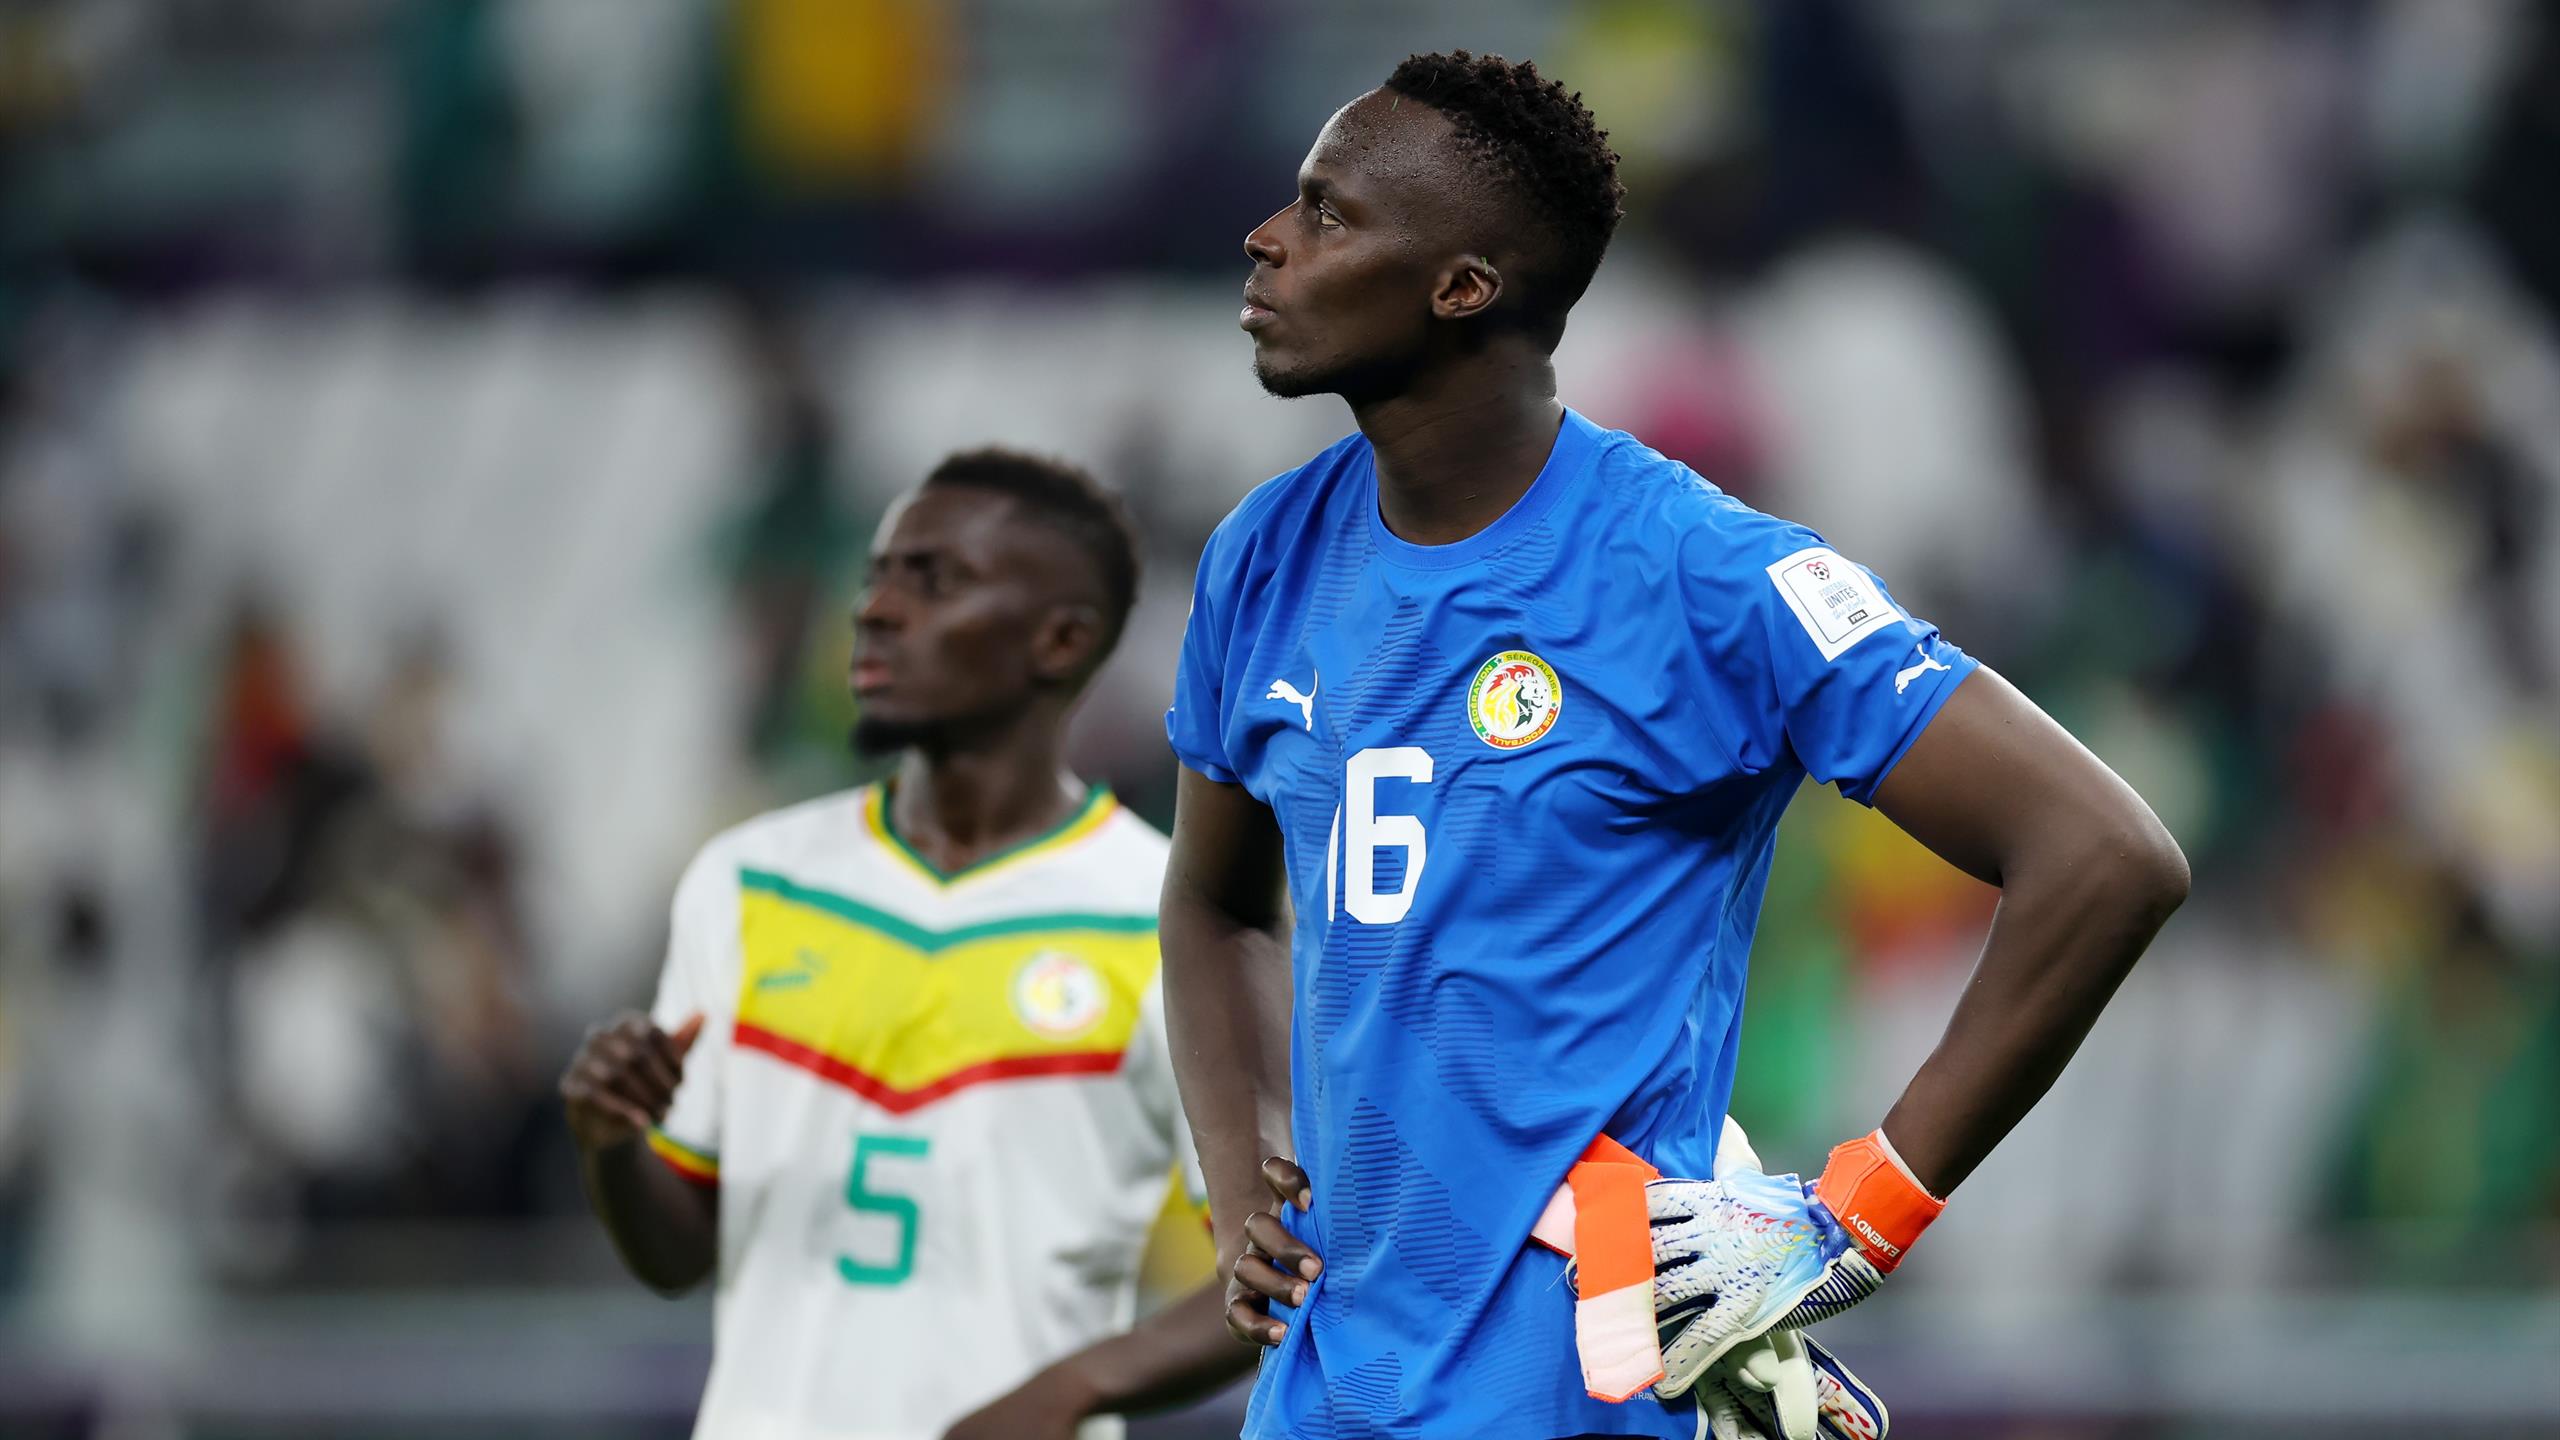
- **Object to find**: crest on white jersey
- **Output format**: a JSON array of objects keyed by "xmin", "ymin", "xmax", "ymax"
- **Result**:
[{"xmin": 1011, "ymin": 951, "xmax": 1107, "ymax": 1039}]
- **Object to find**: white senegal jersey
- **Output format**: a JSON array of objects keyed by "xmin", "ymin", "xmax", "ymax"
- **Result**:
[{"xmin": 644, "ymin": 781, "xmax": 1204, "ymax": 1440}]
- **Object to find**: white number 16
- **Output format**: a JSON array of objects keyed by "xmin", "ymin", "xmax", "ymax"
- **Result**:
[{"xmin": 1327, "ymin": 746, "xmax": 1433, "ymax": 924}]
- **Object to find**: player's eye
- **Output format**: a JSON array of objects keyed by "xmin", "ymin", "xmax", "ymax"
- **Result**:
[{"xmin": 1313, "ymin": 201, "xmax": 1342, "ymax": 229}]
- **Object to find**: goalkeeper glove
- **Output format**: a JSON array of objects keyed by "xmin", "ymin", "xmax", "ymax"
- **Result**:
[
  {"xmin": 1697, "ymin": 1328, "xmax": 1889, "ymax": 1440},
  {"xmin": 1652, "ymin": 1131, "xmax": 1943, "ymax": 1399}
]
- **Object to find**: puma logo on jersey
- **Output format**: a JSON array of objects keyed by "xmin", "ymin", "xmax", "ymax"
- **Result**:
[
  {"xmin": 1894, "ymin": 647, "xmax": 1951, "ymax": 696},
  {"xmin": 755, "ymin": 947, "xmax": 830, "ymax": 991},
  {"xmin": 1266, "ymin": 673, "xmax": 1317, "ymax": 730}
]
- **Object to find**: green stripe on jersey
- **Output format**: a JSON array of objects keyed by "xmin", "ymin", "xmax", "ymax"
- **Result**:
[{"xmin": 736, "ymin": 868, "xmax": 1156, "ymax": 954}]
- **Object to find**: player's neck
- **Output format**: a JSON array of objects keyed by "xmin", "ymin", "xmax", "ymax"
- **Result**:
[
  {"xmin": 887, "ymin": 727, "xmax": 1082, "ymax": 873},
  {"xmin": 1352, "ymin": 355, "xmax": 1562, "ymax": 548}
]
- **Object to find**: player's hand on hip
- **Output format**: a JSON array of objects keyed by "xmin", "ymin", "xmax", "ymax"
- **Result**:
[
  {"xmin": 1225, "ymin": 1155, "xmax": 1320, "ymax": 1346},
  {"xmin": 559, "ymin": 1012, "xmax": 703, "ymax": 1153}
]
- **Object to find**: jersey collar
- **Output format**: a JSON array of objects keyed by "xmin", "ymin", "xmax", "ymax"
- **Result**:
[
  {"xmin": 865, "ymin": 781, "xmax": 1118, "ymax": 888},
  {"xmin": 1363, "ymin": 406, "xmax": 1606, "ymax": 571}
]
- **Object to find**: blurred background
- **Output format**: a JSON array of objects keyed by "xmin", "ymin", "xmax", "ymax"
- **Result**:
[{"xmin": 1, "ymin": 0, "xmax": 2557, "ymax": 1435}]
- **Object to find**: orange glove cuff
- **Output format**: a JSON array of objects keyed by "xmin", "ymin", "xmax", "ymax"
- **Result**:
[{"xmin": 1814, "ymin": 1130, "xmax": 1943, "ymax": 1273}]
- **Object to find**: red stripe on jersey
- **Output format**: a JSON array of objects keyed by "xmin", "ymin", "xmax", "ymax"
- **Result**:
[{"xmin": 731, "ymin": 1022, "xmax": 1127, "ymax": 1114}]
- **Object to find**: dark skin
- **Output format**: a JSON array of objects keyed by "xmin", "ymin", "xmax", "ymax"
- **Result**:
[
  {"xmin": 1169, "ymin": 89, "xmax": 2191, "ymax": 1348},
  {"xmin": 562, "ymin": 1012, "xmax": 717, "ymax": 1293},
  {"xmin": 563, "ymin": 482, "xmax": 1251, "ymax": 1436},
  {"xmin": 1240, "ymin": 92, "xmax": 1564, "ymax": 545}
]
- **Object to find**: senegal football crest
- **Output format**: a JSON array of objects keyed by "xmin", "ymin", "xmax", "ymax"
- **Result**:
[
  {"xmin": 1011, "ymin": 951, "xmax": 1108, "ymax": 1040},
  {"xmin": 1467, "ymin": 650, "xmax": 1563, "ymax": 749}
]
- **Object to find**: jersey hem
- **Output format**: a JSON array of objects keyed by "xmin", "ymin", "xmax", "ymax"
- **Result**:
[{"xmin": 1166, "ymin": 729, "xmax": 1240, "ymax": 785}]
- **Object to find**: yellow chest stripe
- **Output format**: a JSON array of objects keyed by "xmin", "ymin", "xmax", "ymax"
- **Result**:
[{"xmin": 732, "ymin": 870, "xmax": 1157, "ymax": 1113}]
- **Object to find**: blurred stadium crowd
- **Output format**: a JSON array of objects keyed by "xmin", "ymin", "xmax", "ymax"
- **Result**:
[{"xmin": 1, "ymin": 0, "xmax": 2557, "ymax": 1434}]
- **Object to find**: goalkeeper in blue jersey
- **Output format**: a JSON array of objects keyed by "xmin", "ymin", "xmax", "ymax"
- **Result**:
[{"xmin": 1159, "ymin": 50, "xmax": 2189, "ymax": 1440}]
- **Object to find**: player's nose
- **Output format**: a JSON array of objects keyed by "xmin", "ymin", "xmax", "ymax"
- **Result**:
[
  {"xmin": 853, "ymin": 580, "xmax": 903, "ymax": 631},
  {"xmin": 1244, "ymin": 205, "xmax": 1288, "ymax": 268}
]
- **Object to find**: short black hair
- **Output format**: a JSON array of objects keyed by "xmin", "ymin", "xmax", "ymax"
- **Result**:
[
  {"xmin": 1384, "ymin": 50, "xmax": 1625, "ymax": 333},
  {"xmin": 921, "ymin": 448, "xmax": 1141, "ymax": 671}
]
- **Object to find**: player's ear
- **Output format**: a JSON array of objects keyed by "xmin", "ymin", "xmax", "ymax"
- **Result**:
[
  {"xmin": 1030, "ymin": 603, "xmax": 1104, "ymax": 685},
  {"xmin": 1431, "ymin": 255, "xmax": 1502, "ymax": 321}
]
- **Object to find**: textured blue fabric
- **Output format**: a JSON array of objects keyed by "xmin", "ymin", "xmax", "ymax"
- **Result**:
[{"xmin": 1167, "ymin": 410, "xmax": 1974, "ymax": 1439}]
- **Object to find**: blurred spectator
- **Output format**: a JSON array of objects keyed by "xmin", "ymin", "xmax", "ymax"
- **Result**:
[
  {"xmin": 2263, "ymin": 219, "xmax": 2560, "ymax": 947},
  {"xmin": 1731, "ymin": 237, "xmax": 2047, "ymax": 641},
  {"xmin": 395, "ymin": 0, "xmax": 525, "ymax": 281},
  {"xmin": 197, "ymin": 613, "xmax": 548, "ymax": 1263},
  {"xmin": 0, "ymin": 304, "xmax": 158, "ymax": 745},
  {"xmin": 192, "ymin": 596, "xmax": 335, "ymax": 956},
  {"xmin": 713, "ymin": 293, "xmax": 861, "ymax": 791},
  {"xmin": 2325, "ymin": 867, "xmax": 2560, "ymax": 1279},
  {"xmin": 725, "ymin": 0, "xmax": 947, "ymax": 192}
]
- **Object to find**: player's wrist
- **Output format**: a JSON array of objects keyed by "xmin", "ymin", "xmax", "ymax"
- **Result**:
[
  {"xmin": 1028, "ymin": 1355, "xmax": 1109, "ymax": 1420},
  {"xmin": 1812, "ymin": 1129, "xmax": 1944, "ymax": 1274},
  {"xmin": 575, "ymin": 1123, "xmax": 661, "ymax": 1169}
]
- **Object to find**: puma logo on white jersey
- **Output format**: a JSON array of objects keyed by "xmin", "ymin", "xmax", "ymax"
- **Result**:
[
  {"xmin": 1266, "ymin": 673, "xmax": 1317, "ymax": 730},
  {"xmin": 1894, "ymin": 647, "xmax": 1951, "ymax": 695}
]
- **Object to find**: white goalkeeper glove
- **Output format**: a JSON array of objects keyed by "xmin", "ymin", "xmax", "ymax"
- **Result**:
[
  {"xmin": 1695, "ymin": 1327, "xmax": 1889, "ymax": 1440},
  {"xmin": 1652, "ymin": 1131, "xmax": 1943, "ymax": 1399}
]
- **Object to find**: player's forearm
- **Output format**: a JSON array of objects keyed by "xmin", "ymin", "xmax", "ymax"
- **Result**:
[
  {"xmin": 1038, "ymin": 1280, "xmax": 1252, "ymax": 1420},
  {"xmin": 1879, "ymin": 823, "xmax": 2188, "ymax": 1196},
  {"xmin": 578, "ymin": 1138, "xmax": 719, "ymax": 1294},
  {"xmin": 1159, "ymin": 893, "xmax": 1294, "ymax": 1257}
]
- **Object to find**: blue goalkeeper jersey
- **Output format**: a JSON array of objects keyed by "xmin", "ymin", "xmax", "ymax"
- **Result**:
[{"xmin": 1167, "ymin": 408, "xmax": 1974, "ymax": 1440}]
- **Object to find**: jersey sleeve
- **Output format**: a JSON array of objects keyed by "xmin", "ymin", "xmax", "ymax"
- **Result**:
[
  {"xmin": 1685, "ymin": 512, "xmax": 1978, "ymax": 805},
  {"xmin": 645, "ymin": 839, "xmax": 741, "ymax": 1186},
  {"xmin": 1127, "ymin": 969, "xmax": 1210, "ymax": 1213},
  {"xmin": 1165, "ymin": 521, "xmax": 1242, "ymax": 783}
]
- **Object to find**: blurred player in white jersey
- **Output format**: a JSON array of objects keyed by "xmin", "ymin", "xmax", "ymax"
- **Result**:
[{"xmin": 563, "ymin": 449, "xmax": 1249, "ymax": 1440}]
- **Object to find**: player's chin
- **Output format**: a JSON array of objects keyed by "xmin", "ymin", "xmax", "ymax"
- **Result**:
[
  {"xmin": 1251, "ymin": 350, "xmax": 1334, "ymax": 400},
  {"xmin": 849, "ymin": 711, "xmax": 933, "ymax": 757}
]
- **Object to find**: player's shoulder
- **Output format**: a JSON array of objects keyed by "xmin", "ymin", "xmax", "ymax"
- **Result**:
[
  {"xmin": 681, "ymin": 785, "xmax": 874, "ymax": 885},
  {"xmin": 1580, "ymin": 419, "xmax": 1831, "ymax": 583},
  {"xmin": 1093, "ymin": 797, "xmax": 1171, "ymax": 859},
  {"xmin": 1050, "ymin": 793, "xmax": 1170, "ymax": 902}
]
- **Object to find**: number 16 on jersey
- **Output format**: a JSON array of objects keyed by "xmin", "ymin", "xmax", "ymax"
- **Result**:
[{"xmin": 1327, "ymin": 747, "xmax": 1433, "ymax": 925}]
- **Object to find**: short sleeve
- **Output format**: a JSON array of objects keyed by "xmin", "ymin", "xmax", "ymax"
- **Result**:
[
  {"xmin": 1126, "ymin": 971, "xmax": 1210, "ymax": 1212},
  {"xmin": 1165, "ymin": 538, "xmax": 1239, "ymax": 784},
  {"xmin": 1687, "ymin": 514, "xmax": 1977, "ymax": 806},
  {"xmin": 645, "ymin": 841, "xmax": 740, "ymax": 1185}
]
